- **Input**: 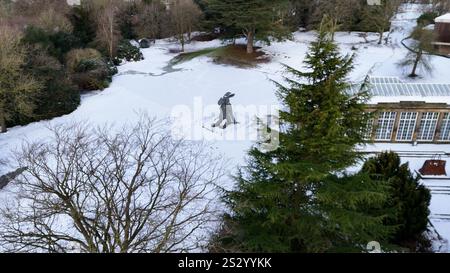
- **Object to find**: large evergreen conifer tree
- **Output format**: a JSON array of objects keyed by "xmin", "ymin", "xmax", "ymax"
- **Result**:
[
  {"xmin": 210, "ymin": 30, "xmax": 395, "ymax": 253},
  {"xmin": 206, "ymin": 0, "xmax": 290, "ymax": 53}
]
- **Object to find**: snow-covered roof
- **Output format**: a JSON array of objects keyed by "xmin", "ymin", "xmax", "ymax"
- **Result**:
[
  {"xmin": 66, "ymin": 0, "xmax": 80, "ymax": 5},
  {"xmin": 348, "ymin": 77, "xmax": 450, "ymax": 102},
  {"xmin": 424, "ymin": 24, "xmax": 435, "ymax": 30},
  {"xmin": 367, "ymin": 83, "xmax": 450, "ymax": 97},
  {"xmin": 435, "ymin": 13, "xmax": 450, "ymax": 23},
  {"xmin": 368, "ymin": 77, "xmax": 403, "ymax": 84}
]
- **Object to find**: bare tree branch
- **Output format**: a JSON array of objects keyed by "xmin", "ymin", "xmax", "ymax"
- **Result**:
[{"xmin": 0, "ymin": 117, "xmax": 226, "ymax": 253}]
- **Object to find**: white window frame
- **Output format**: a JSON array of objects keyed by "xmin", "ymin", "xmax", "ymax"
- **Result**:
[
  {"xmin": 440, "ymin": 113, "xmax": 450, "ymax": 141},
  {"xmin": 364, "ymin": 118, "xmax": 374, "ymax": 140},
  {"xmin": 375, "ymin": 112, "xmax": 397, "ymax": 141},
  {"xmin": 396, "ymin": 112, "xmax": 418, "ymax": 142},
  {"xmin": 417, "ymin": 112, "xmax": 439, "ymax": 142}
]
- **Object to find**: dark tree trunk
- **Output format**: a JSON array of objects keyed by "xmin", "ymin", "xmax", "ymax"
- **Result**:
[
  {"xmin": 410, "ymin": 51, "xmax": 422, "ymax": 78},
  {"xmin": 246, "ymin": 31, "xmax": 254, "ymax": 54},
  {"xmin": 0, "ymin": 112, "xmax": 6, "ymax": 133},
  {"xmin": 180, "ymin": 35, "xmax": 185, "ymax": 52},
  {"xmin": 378, "ymin": 31, "xmax": 384, "ymax": 45}
]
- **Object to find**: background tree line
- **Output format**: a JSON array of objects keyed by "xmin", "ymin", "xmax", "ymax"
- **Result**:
[
  {"xmin": 0, "ymin": 0, "xmax": 203, "ymax": 133},
  {"xmin": 1, "ymin": 0, "xmax": 449, "ymax": 132}
]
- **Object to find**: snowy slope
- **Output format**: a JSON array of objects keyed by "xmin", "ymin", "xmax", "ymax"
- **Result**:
[{"xmin": 0, "ymin": 3, "xmax": 450, "ymax": 252}]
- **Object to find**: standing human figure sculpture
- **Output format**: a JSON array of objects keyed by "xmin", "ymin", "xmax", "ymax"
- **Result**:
[{"xmin": 212, "ymin": 92, "xmax": 237, "ymax": 129}]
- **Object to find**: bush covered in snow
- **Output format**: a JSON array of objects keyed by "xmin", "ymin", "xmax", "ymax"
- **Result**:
[
  {"xmin": 362, "ymin": 152, "xmax": 432, "ymax": 252},
  {"xmin": 114, "ymin": 40, "xmax": 144, "ymax": 65}
]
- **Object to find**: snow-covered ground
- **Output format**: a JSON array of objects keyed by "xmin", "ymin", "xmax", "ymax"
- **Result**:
[{"xmin": 1, "ymin": 3, "xmax": 450, "ymax": 252}]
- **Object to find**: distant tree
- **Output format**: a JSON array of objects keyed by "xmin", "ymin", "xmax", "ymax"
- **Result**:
[
  {"xmin": 116, "ymin": 0, "xmax": 140, "ymax": 40},
  {"xmin": 0, "ymin": 1, "xmax": 13, "ymax": 23},
  {"xmin": 399, "ymin": 27, "xmax": 435, "ymax": 78},
  {"xmin": 0, "ymin": 117, "xmax": 225, "ymax": 253},
  {"xmin": 430, "ymin": 0, "xmax": 450, "ymax": 15},
  {"xmin": 134, "ymin": 0, "xmax": 169, "ymax": 39},
  {"xmin": 0, "ymin": 26, "xmax": 41, "ymax": 133},
  {"xmin": 361, "ymin": 0, "xmax": 401, "ymax": 44},
  {"xmin": 361, "ymin": 152, "xmax": 432, "ymax": 252},
  {"xmin": 8, "ymin": 0, "xmax": 71, "ymax": 29},
  {"xmin": 183, "ymin": 0, "xmax": 203, "ymax": 41},
  {"xmin": 201, "ymin": 1, "xmax": 241, "ymax": 43},
  {"xmin": 282, "ymin": 0, "xmax": 314, "ymax": 30},
  {"xmin": 206, "ymin": 0, "xmax": 291, "ymax": 54},
  {"xmin": 311, "ymin": 0, "xmax": 362, "ymax": 35},
  {"xmin": 68, "ymin": 3, "xmax": 97, "ymax": 46},
  {"xmin": 168, "ymin": 0, "xmax": 203, "ymax": 52},
  {"xmin": 87, "ymin": 0, "xmax": 123, "ymax": 59},
  {"xmin": 35, "ymin": 7, "xmax": 73, "ymax": 33},
  {"xmin": 319, "ymin": 14, "xmax": 340, "ymax": 41}
]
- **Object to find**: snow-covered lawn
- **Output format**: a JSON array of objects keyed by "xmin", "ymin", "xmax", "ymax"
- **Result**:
[{"xmin": 1, "ymin": 3, "xmax": 449, "ymax": 252}]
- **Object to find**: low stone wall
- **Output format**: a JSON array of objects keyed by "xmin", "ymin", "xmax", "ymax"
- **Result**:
[
  {"xmin": 0, "ymin": 167, "xmax": 27, "ymax": 190},
  {"xmin": 435, "ymin": 44, "xmax": 450, "ymax": 56}
]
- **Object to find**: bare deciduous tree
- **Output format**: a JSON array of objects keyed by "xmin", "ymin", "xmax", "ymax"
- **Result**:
[
  {"xmin": 0, "ymin": 1, "xmax": 12, "ymax": 24},
  {"xmin": 429, "ymin": 0, "xmax": 450, "ymax": 14},
  {"xmin": 4, "ymin": 0, "xmax": 71, "ymax": 29},
  {"xmin": 399, "ymin": 27, "xmax": 435, "ymax": 78},
  {"xmin": 0, "ymin": 117, "xmax": 226, "ymax": 252},
  {"xmin": 361, "ymin": 0, "xmax": 402, "ymax": 44},
  {"xmin": 312, "ymin": 0, "xmax": 361, "ymax": 39},
  {"xmin": 135, "ymin": 0, "xmax": 169, "ymax": 39},
  {"xmin": 35, "ymin": 7, "xmax": 73, "ymax": 33},
  {"xmin": 168, "ymin": 0, "xmax": 203, "ymax": 52},
  {"xmin": 87, "ymin": 0, "xmax": 123, "ymax": 59}
]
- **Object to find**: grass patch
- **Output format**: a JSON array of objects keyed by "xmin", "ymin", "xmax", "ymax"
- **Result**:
[
  {"xmin": 171, "ymin": 48, "xmax": 219, "ymax": 65},
  {"xmin": 171, "ymin": 45, "xmax": 270, "ymax": 68},
  {"xmin": 212, "ymin": 45, "xmax": 270, "ymax": 68}
]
